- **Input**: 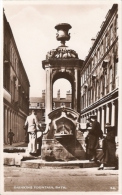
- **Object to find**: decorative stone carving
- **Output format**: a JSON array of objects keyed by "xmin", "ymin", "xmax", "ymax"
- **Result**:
[
  {"xmin": 46, "ymin": 47, "xmax": 78, "ymax": 60},
  {"xmin": 55, "ymin": 23, "xmax": 71, "ymax": 46},
  {"xmin": 45, "ymin": 107, "xmax": 80, "ymax": 139},
  {"xmin": 46, "ymin": 23, "xmax": 78, "ymax": 60}
]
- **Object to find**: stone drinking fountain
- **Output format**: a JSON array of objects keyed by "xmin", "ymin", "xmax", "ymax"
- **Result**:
[{"xmin": 41, "ymin": 23, "xmax": 85, "ymax": 161}]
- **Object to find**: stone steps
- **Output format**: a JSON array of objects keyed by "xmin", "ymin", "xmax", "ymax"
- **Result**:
[{"xmin": 3, "ymin": 152, "xmax": 98, "ymax": 169}]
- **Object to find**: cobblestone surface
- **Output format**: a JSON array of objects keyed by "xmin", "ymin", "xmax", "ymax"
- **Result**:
[{"xmin": 4, "ymin": 166, "xmax": 119, "ymax": 192}]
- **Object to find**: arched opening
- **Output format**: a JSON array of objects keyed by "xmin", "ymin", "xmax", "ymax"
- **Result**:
[{"xmin": 53, "ymin": 78, "xmax": 72, "ymax": 110}]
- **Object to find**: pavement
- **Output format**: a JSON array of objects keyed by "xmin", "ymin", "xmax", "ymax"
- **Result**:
[
  {"xmin": 3, "ymin": 142, "xmax": 27, "ymax": 148},
  {"xmin": 3, "ymin": 142, "xmax": 120, "ymax": 193},
  {"xmin": 4, "ymin": 166, "xmax": 119, "ymax": 192}
]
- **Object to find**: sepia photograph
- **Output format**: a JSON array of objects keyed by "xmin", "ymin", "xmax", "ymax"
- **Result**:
[{"xmin": 1, "ymin": 0, "xmax": 122, "ymax": 194}]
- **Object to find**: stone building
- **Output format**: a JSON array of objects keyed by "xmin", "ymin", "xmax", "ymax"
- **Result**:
[
  {"xmin": 80, "ymin": 4, "xmax": 118, "ymax": 142},
  {"xmin": 3, "ymin": 11, "xmax": 30, "ymax": 144}
]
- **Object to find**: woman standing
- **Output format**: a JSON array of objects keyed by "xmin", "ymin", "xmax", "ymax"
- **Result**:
[{"xmin": 97, "ymin": 123, "xmax": 118, "ymax": 170}]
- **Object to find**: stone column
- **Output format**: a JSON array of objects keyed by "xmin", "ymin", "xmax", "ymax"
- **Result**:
[
  {"xmin": 95, "ymin": 109, "xmax": 97, "ymax": 116},
  {"xmin": 45, "ymin": 67, "xmax": 52, "ymax": 123},
  {"xmin": 111, "ymin": 100, "xmax": 115, "ymax": 126},
  {"xmin": 106, "ymin": 103, "xmax": 110, "ymax": 123},
  {"xmin": 115, "ymin": 99, "xmax": 118, "ymax": 144},
  {"xmin": 13, "ymin": 112, "xmax": 15, "ymax": 142},
  {"xmin": 19, "ymin": 117, "xmax": 21, "ymax": 142},
  {"xmin": 11, "ymin": 111, "xmax": 13, "ymax": 131},
  {"xmin": 74, "ymin": 69, "xmax": 78, "ymax": 111},
  {"xmin": 4, "ymin": 107, "xmax": 8, "ymax": 144},
  {"xmin": 10, "ymin": 110, "xmax": 11, "ymax": 130},
  {"xmin": 8, "ymin": 109, "xmax": 10, "ymax": 144},
  {"xmin": 14, "ymin": 112, "xmax": 17, "ymax": 142},
  {"xmin": 22, "ymin": 117, "xmax": 25, "ymax": 141},
  {"xmin": 101, "ymin": 106, "xmax": 105, "ymax": 132},
  {"xmin": 18, "ymin": 115, "xmax": 20, "ymax": 142},
  {"xmin": 98, "ymin": 108, "xmax": 100, "ymax": 123},
  {"xmin": 80, "ymin": 116, "xmax": 82, "ymax": 123},
  {"xmin": 16, "ymin": 114, "xmax": 18, "ymax": 142}
]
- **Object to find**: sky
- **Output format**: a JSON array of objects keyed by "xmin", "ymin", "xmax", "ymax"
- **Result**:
[{"xmin": 3, "ymin": 1, "xmax": 115, "ymax": 98}]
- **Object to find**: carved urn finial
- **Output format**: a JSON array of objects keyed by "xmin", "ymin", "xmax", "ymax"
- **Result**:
[{"xmin": 55, "ymin": 23, "xmax": 72, "ymax": 46}]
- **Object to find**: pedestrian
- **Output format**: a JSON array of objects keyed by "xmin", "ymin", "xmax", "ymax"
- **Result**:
[
  {"xmin": 24, "ymin": 110, "xmax": 38, "ymax": 154},
  {"xmin": 85, "ymin": 116, "xmax": 92, "ymax": 159},
  {"xmin": 86, "ymin": 115, "xmax": 103, "ymax": 162},
  {"xmin": 97, "ymin": 123, "xmax": 118, "ymax": 170},
  {"xmin": 7, "ymin": 129, "xmax": 15, "ymax": 145}
]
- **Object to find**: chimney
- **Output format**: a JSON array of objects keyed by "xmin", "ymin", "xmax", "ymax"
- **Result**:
[
  {"xmin": 91, "ymin": 38, "xmax": 95, "ymax": 46},
  {"xmin": 66, "ymin": 90, "xmax": 71, "ymax": 100},
  {"xmin": 57, "ymin": 89, "xmax": 60, "ymax": 100},
  {"xmin": 42, "ymin": 90, "xmax": 45, "ymax": 99}
]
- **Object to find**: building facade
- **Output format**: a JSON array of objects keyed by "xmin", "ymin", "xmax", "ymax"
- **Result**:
[
  {"xmin": 80, "ymin": 4, "xmax": 118, "ymax": 142},
  {"xmin": 3, "ymin": 11, "xmax": 30, "ymax": 144}
]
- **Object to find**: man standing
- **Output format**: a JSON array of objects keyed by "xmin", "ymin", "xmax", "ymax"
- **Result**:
[
  {"xmin": 85, "ymin": 116, "xmax": 92, "ymax": 159},
  {"xmin": 8, "ymin": 129, "xmax": 15, "ymax": 145},
  {"xmin": 24, "ymin": 110, "xmax": 38, "ymax": 154},
  {"xmin": 87, "ymin": 115, "xmax": 102, "ymax": 161}
]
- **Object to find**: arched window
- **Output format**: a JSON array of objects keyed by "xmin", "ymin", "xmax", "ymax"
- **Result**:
[{"xmin": 100, "ymin": 78, "xmax": 103, "ymax": 98}]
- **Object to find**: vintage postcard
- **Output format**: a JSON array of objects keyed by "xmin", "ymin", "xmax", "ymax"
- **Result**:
[{"xmin": 0, "ymin": 0, "xmax": 122, "ymax": 194}]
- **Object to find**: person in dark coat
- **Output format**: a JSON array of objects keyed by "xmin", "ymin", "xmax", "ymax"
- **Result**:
[
  {"xmin": 85, "ymin": 116, "xmax": 93, "ymax": 160},
  {"xmin": 86, "ymin": 115, "xmax": 103, "ymax": 161},
  {"xmin": 8, "ymin": 129, "xmax": 15, "ymax": 145},
  {"xmin": 97, "ymin": 123, "xmax": 118, "ymax": 170}
]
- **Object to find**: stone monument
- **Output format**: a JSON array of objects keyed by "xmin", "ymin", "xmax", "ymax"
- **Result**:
[{"xmin": 42, "ymin": 23, "xmax": 85, "ymax": 161}]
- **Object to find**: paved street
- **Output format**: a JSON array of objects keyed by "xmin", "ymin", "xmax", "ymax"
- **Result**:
[{"xmin": 4, "ymin": 166, "xmax": 118, "ymax": 192}]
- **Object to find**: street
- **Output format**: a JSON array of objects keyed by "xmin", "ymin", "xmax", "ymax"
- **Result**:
[{"xmin": 4, "ymin": 166, "xmax": 118, "ymax": 192}]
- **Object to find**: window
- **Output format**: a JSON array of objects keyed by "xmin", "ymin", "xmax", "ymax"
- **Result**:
[
  {"xmin": 37, "ymin": 103, "xmax": 40, "ymax": 107},
  {"xmin": 13, "ymin": 52, "xmax": 14, "ymax": 66},
  {"xmin": 86, "ymin": 68, "xmax": 88, "ymax": 78},
  {"xmin": 40, "ymin": 103, "xmax": 44, "ymax": 108},
  {"xmin": 85, "ymin": 70, "xmax": 87, "ymax": 79},
  {"xmin": 115, "ymin": 58, "xmax": 118, "ymax": 76},
  {"xmin": 116, "ymin": 15, "xmax": 118, "ymax": 35},
  {"xmin": 88, "ymin": 90, "xmax": 91, "ymax": 105},
  {"xmin": 53, "ymin": 102, "xmax": 55, "ymax": 109},
  {"xmin": 10, "ymin": 47, "xmax": 13, "ymax": 63},
  {"xmin": 83, "ymin": 74, "xmax": 84, "ymax": 83},
  {"xmin": 96, "ymin": 82, "xmax": 98, "ymax": 100},
  {"xmin": 4, "ymin": 63, "xmax": 10, "ymax": 91},
  {"xmin": 115, "ymin": 58, "xmax": 118, "ymax": 87},
  {"xmin": 110, "ymin": 25, "xmax": 113, "ymax": 45},
  {"xmin": 94, "ymin": 54, "xmax": 97, "ymax": 64},
  {"xmin": 105, "ymin": 72, "xmax": 107, "ymax": 95},
  {"xmin": 97, "ymin": 49, "xmax": 100, "ymax": 60},
  {"xmin": 81, "ymin": 96, "xmax": 83, "ymax": 109},
  {"xmin": 101, "ymin": 41, "xmax": 103, "ymax": 56},
  {"xmin": 84, "ymin": 94, "xmax": 86, "ymax": 108},
  {"xmin": 109, "ymin": 67, "xmax": 112, "ymax": 92},
  {"xmin": 92, "ymin": 59, "xmax": 94, "ymax": 68},
  {"xmin": 100, "ymin": 79, "xmax": 103, "ymax": 98},
  {"xmin": 105, "ymin": 34, "xmax": 108, "ymax": 52},
  {"xmin": 61, "ymin": 103, "xmax": 65, "ymax": 107},
  {"xmin": 69, "ymin": 103, "xmax": 72, "ymax": 108}
]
